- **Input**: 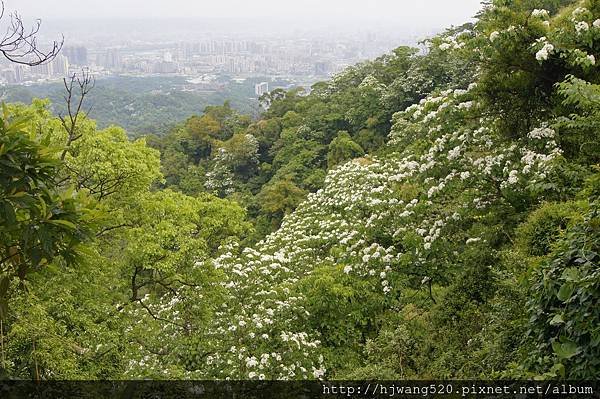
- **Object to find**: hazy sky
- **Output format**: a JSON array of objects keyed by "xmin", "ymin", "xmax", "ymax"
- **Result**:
[{"xmin": 10, "ymin": 0, "xmax": 483, "ymax": 25}]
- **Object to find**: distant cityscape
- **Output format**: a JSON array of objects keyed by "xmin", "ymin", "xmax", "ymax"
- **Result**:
[{"xmin": 0, "ymin": 22, "xmax": 427, "ymax": 97}]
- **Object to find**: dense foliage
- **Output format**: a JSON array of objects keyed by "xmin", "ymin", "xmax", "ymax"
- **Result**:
[{"xmin": 1, "ymin": 0, "xmax": 599, "ymax": 381}]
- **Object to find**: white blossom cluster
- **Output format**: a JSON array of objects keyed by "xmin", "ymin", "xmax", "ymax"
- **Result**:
[
  {"xmin": 527, "ymin": 5, "xmax": 600, "ymax": 67},
  {"xmin": 359, "ymin": 74, "xmax": 386, "ymax": 93},
  {"xmin": 576, "ymin": 20, "xmax": 590, "ymax": 33},
  {"xmin": 438, "ymin": 34, "xmax": 467, "ymax": 51},
  {"xmin": 534, "ymin": 37, "xmax": 555, "ymax": 61},
  {"xmin": 205, "ymin": 148, "xmax": 236, "ymax": 196},
  {"xmin": 531, "ymin": 9, "xmax": 550, "ymax": 19},
  {"xmin": 571, "ymin": 7, "xmax": 593, "ymax": 34}
]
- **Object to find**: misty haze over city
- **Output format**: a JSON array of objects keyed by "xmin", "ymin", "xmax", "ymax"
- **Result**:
[{"xmin": 2, "ymin": 0, "xmax": 482, "ymax": 76}]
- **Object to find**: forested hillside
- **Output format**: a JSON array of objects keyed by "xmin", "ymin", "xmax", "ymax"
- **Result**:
[
  {"xmin": 1, "ymin": 76, "xmax": 259, "ymax": 137},
  {"xmin": 0, "ymin": 0, "xmax": 599, "ymax": 381}
]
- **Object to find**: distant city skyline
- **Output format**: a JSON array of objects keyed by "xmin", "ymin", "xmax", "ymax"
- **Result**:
[
  {"xmin": 0, "ymin": 0, "xmax": 485, "ymax": 90},
  {"xmin": 9, "ymin": 0, "xmax": 482, "ymax": 29}
]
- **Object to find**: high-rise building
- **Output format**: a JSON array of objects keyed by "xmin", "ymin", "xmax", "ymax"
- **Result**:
[
  {"xmin": 102, "ymin": 49, "xmax": 122, "ymax": 70},
  {"xmin": 14, "ymin": 65, "xmax": 24, "ymax": 83},
  {"xmin": 255, "ymin": 82, "xmax": 269, "ymax": 97},
  {"xmin": 153, "ymin": 61, "xmax": 178, "ymax": 74},
  {"xmin": 30, "ymin": 62, "xmax": 53, "ymax": 77},
  {"xmin": 52, "ymin": 55, "xmax": 70, "ymax": 76},
  {"xmin": 63, "ymin": 46, "xmax": 88, "ymax": 66}
]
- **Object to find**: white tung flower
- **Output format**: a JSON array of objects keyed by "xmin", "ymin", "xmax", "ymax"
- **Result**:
[
  {"xmin": 576, "ymin": 21, "xmax": 589, "ymax": 34},
  {"xmin": 587, "ymin": 54, "xmax": 596, "ymax": 65},
  {"xmin": 528, "ymin": 127, "xmax": 555, "ymax": 139},
  {"xmin": 448, "ymin": 146, "xmax": 462, "ymax": 159},
  {"xmin": 457, "ymin": 101, "xmax": 474, "ymax": 110},
  {"xmin": 594, "ymin": 19, "xmax": 600, "ymax": 28},
  {"xmin": 313, "ymin": 368, "xmax": 325, "ymax": 379},
  {"xmin": 531, "ymin": 9, "xmax": 549, "ymax": 19},
  {"xmin": 535, "ymin": 42, "xmax": 554, "ymax": 61},
  {"xmin": 489, "ymin": 31, "xmax": 500, "ymax": 42},
  {"xmin": 507, "ymin": 170, "xmax": 519, "ymax": 185}
]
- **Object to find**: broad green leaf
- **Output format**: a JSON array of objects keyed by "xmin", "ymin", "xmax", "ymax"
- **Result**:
[
  {"xmin": 549, "ymin": 314, "xmax": 564, "ymax": 325},
  {"xmin": 552, "ymin": 340, "xmax": 579, "ymax": 360},
  {"xmin": 561, "ymin": 267, "xmax": 580, "ymax": 282},
  {"xmin": 557, "ymin": 283, "xmax": 574, "ymax": 302}
]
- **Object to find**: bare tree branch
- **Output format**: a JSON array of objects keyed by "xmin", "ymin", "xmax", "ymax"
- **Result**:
[
  {"xmin": 0, "ymin": 1, "xmax": 63, "ymax": 66},
  {"xmin": 59, "ymin": 70, "xmax": 95, "ymax": 160}
]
